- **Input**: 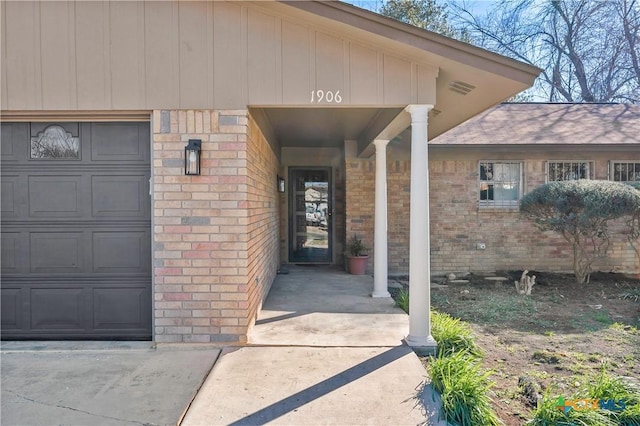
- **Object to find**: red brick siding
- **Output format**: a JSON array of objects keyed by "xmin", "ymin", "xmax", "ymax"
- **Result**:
[
  {"xmin": 152, "ymin": 109, "xmax": 279, "ymax": 343},
  {"xmin": 345, "ymin": 158, "xmax": 374, "ymax": 273},
  {"xmin": 345, "ymin": 148, "xmax": 639, "ymax": 276},
  {"xmin": 245, "ymin": 113, "xmax": 280, "ymax": 332}
]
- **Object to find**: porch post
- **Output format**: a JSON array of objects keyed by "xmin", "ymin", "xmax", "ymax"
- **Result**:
[
  {"xmin": 405, "ymin": 104, "xmax": 437, "ymax": 353},
  {"xmin": 372, "ymin": 139, "xmax": 391, "ymax": 298}
]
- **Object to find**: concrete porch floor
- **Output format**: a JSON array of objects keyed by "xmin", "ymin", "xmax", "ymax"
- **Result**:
[
  {"xmin": 182, "ymin": 265, "xmax": 447, "ymax": 425},
  {"xmin": 248, "ymin": 265, "xmax": 409, "ymax": 346}
]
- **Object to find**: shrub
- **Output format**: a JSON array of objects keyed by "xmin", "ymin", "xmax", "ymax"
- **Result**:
[
  {"xmin": 346, "ymin": 234, "xmax": 368, "ymax": 257},
  {"xmin": 431, "ymin": 310, "xmax": 482, "ymax": 358},
  {"xmin": 528, "ymin": 369, "xmax": 640, "ymax": 426},
  {"xmin": 394, "ymin": 288, "xmax": 409, "ymax": 313},
  {"xmin": 428, "ymin": 351, "xmax": 501, "ymax": 426},
  {"xmin": 520, "ymin": 180, "xmax": 640, "ymax": 284}
]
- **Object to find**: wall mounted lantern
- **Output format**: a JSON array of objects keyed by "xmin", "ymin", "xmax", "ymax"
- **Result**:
[
  {"xmin": 277, "ymin": 176, "xmax": 285, "ymax": 193},
  {"xmin": 185, "ymin": 139, "xmax": 202, "ymax": 176}
]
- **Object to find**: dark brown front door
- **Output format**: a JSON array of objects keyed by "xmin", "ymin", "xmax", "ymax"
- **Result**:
[
  {"xmin": 1, "ymin": 122, "xmax": 152, "ymax": 340},
  {"xmin": 289, "ymin": 167, "xmax": 332, "ymax": 263}
]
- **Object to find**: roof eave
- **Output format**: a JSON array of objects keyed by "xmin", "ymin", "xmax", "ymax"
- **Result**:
[{"xmin": 278, "ymin": 0, "xmax": 542, "ymax": 85}]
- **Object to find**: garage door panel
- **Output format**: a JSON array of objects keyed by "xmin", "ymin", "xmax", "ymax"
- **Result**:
[
  {"xmin": 1, "ymin": 288, "xmax": 23, "ymax": 329},
  {"xmin": 1, "ymin": 175, "xmax": 28, "ymax": 218},
  {"xmin": 93, "ymin": 231, "xmax": 150, "ymax": 273},
  {"xmin": 28, "ymin": 175, "xmax": 83, "ymax": 218},
  {"xmin": 30, "ymin": 288, "xmax": 85, "ymax": 330},
  {"xmin": 1, "ymin": 177, "xmax": 16, "ymax": 215},
  {"xmin": 93, "ymin": 287, "xmax": 151, "ymax": 329},
  {"xmin": 1, "ymin": 122, "xmax": 28, "ymax": 161},
  {"xmin": 1, "ymin": 233, "xmax": 20, "ymax": 273},
  {"xmin": 2, "ymin": 121, "xmax": 151, "ymax": 340},
  {"xmin": 92, "ymin": 175, "xmax": 148, "ymax": 218},
  {"xmin": 30, "ymin": 232, "xmax": 84, "ymax": 273},
  {"xmin": 91, "ymin": 123, "xmax": 149, "ymax": 162}
]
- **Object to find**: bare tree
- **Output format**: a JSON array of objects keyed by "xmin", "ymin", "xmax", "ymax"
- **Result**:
[
  {"xmin": 379, "ymin": 0, "xmax": 470, "ymax": 41},
  {"xmin": 453, "ymin": 0, "xmax": 640, "ymax": 103}
]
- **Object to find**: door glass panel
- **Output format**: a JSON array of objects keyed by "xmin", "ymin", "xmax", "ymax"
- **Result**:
[{"xmin": 289, "ymin": 168, "xmax": 331, "ymax": 263}]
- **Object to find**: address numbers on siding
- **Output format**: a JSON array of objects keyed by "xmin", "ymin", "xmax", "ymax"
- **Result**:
[{"xmin": 310, "ymin": 90, "xmax": 343, "ymax": 104}]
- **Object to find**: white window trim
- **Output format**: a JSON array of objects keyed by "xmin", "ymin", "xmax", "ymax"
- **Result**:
[
  {"xmin": 609, "ymin": 160, "xmax": 640, "ymax": 183},
  {"xmin": 545, "ymin": 160, "xmax": 593, "ymax": 183},
  {"xmin": 477, "ymin": 160, "xmax": 523, "ymax": 209}
]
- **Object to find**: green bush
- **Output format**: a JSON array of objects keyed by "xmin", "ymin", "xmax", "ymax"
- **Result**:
[
  {"xmin": 520, "ymin": 180, "xmax": 640, "ymax": 283},
  {"xmin": 528, "ymin": 369, "xmax": 640, "ymax": 426},
  {"xmin": 431, "ymin": 310, "xmax": 483, "ymax": 358},
  {"xmin": 428, "ymin": 351, "xmax": 501, "ymax": 426},
  {"xmin": 395, "ymin": 290, "xmax": 498, "ymax": 424},
  {"xmin": 394, "ymin": 288, "xmax": 409, "ymax": 313}
]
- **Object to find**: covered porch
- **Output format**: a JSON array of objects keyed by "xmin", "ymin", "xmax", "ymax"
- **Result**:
[{"xmin": 248, "ymin": 265, "xmax": 407, "ymax": 346}]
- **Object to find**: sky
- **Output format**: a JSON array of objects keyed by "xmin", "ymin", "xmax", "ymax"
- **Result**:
[{"xmin": 344, "ymin": 0, "xmax": 497, "ymax": 17}]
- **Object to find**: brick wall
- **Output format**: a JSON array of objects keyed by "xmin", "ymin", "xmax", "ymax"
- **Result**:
[
  {"xmin": 345, "ymin": 147, "xmax": 639, "ymax": 276},
  {"xmin": 345, "ymin": 158, "xmax": 374, "ymax": 273},
  {"xmin": 151, "ymin": 109, "xmax": 279, "ymax": 343},
  {"xmin": 245, "ymin": 114, "xmax": 280, "ymax": 333}
]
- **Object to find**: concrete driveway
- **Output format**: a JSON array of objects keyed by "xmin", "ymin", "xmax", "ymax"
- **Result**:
[{"xmin": 1, "ymin": 342, "xmax": 220, "ymax": 426}]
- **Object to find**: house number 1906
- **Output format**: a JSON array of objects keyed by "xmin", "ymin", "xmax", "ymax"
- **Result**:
[{"xmin": 310, "ymin": 90, "xmax": 342, "ymax": 104}]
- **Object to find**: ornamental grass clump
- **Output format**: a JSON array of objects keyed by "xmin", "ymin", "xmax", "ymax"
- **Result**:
[
  {"xmin": 395, "ymin": 290, "xmax": 500, "ymax": 425},
  {"xmin": 428, "ymin": 350, "xmax": 501, "ymax": 426},
  {"xmin": 394, "ymin": 288, "xmax": 410, "ymax": 313},
  {"xmin": 528, "ymin": 369, "xmax": 640, "ymax": 426},
  {"xmin": 431, "ymin": 310, "xmax": 482, "ymax": 358}
]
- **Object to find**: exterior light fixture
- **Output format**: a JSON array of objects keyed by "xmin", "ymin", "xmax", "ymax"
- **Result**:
[
  {"xmin": 185, "ymin": 139, "xmax": 201, "ymax": 176},
  {"xmin": 277, "ymin": 176, "xmax": 285, "ymax": 193}
]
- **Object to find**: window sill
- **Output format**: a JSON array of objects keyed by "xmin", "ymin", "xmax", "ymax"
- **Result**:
[{"xmin": 477, "ymin": 204, "xmax": 520, "ymax": 213}]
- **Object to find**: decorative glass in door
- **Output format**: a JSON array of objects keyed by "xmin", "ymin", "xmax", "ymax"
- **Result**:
[{"xmin": 289, "ymin": 168, "xmax": 331, "ymax": 263}]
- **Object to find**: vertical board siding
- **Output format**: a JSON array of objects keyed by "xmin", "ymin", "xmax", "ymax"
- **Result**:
[
  {"xmin": 383, "ymin": 55, "xmax": 412, "ymax": 105},
  {"xmin": 109, "ymin": 2, "xmax": 142, "ymax": 109},
  {"xmin": 178, "ymin": 2, "xmax": 210, "ymax": 108},
  {"xmin": 40, "ymin": 1, "xmax": 74, "ymax": 109},
  {"xmin": 1, "ymin": 2, "xmax": 9, "ymax": 110},
  {"xmin": 315, "ymin": 32, "xmax": 344, "ymax": 96},
  {"xmin": 281, "ymin": 20, "xmax": 311, "ymax": 104},
  {"xmin": 1, "ymin": 1, "xmax": 433, "ymax": 110},
  {"xmin": 4, "ymin": 1, "xmax": 40, "ymax": 109},
  {"xmin": 75, "ymin": 2, "xmax": 107, "ymax": 109},
  {"xmin": 213, "ymin": 2, "xmax": 244, "ymax": 108},
  {"xmin": 350, "ymin": 43, "xmax": 378, "ymax": 105},
  {"xmin": 144, "ymin": 1, "xmax": 179, "ymax": 108},
  {"xmin": 247, "ymin": 10, "xmax": 277, "ymax": 104}
]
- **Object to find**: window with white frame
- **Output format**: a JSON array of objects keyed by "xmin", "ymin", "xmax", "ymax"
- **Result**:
[
  {"xmin": 478, "ymin": 161, "xmax": 522, "ymax": 207},
  {"xmin": 546, "ymin": 161, "xmax": 592, "ymax": 182},
  {"xmin": 610, "ymin": 161, "xmax": 640, "ymax": 183}
]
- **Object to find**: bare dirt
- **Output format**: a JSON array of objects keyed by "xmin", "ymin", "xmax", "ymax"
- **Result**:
[{"xmin": 396, "ymin": 271, "xmax": 640, "ymax": 425}]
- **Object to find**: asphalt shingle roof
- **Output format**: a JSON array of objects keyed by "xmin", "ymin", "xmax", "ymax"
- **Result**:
[{"xmin": 430, "ymin": 103, "xmax": 640, "ymax": 145}]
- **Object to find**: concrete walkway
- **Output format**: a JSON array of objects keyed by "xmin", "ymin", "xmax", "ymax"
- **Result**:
[{"xmin": 182, "ymin": 265, "xmax": 446, "ymax": 425}]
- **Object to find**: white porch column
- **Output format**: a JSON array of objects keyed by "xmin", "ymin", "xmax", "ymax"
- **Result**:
[
  {"xmin": 405, "ymin": 104, "xmax": 437, "ymax": 353},
  {"xmin": 372, "ymin": 139, "xmax": 391, "ymax": 298}
]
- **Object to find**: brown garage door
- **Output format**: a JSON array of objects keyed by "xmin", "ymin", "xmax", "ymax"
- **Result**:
[{"xmin": 1, "ymin": 122, "xmax": 152, "ymax": 339}]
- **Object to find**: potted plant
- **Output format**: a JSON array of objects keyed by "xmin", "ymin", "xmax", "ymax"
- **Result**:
[{"xmin": 345, "ymin": 234, "xmax": 369, "ymax": 275}]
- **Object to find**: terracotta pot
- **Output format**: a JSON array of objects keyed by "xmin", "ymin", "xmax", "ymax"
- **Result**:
[{"xmin": 346, "ymin": 255, "xmax": 369, "ymax": 275}]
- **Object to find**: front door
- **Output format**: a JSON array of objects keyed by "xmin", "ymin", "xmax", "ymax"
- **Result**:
[{"xmin": 289, "ymin": 168, "xmax": 331, "ymax": 263}]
